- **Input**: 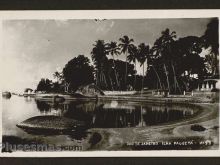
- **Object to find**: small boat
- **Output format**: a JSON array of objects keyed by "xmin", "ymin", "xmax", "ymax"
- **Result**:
[{"xmin": 2, "ymin": 91, "xmax": 11, "ymax": 99}]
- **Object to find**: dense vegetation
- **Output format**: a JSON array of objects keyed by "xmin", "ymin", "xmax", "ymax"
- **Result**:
[{"xmin": 36, "ymin": 18, "xmax": 219, "ymax": 93}]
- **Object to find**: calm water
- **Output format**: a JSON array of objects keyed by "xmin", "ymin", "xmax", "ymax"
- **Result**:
[{"xmin": 2, "ymin": 95, "xmax": 200, "ymax": 150}]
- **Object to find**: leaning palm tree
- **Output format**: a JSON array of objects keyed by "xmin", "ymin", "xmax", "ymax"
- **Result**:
[
  {"xmin": 137, "ymin": 43, "xmax": 150, "ymax": 92},
  {"xmin": 119, "ymin": 36, "xmax": 134, "ymax": 89},
  {"xmin": 148, "ymin": 48, "xmax": 162, "ymax": 90},
  {"xmin": 127, "ymin": 45, "xmax": 138, "ymax": 89},
  {"xmin": 152, "ymin": 28, "xmax": 177, "ymax": 93},
  {"xmin": 106, "ymin": 41, "xmax": 120, "ymax": 89}
]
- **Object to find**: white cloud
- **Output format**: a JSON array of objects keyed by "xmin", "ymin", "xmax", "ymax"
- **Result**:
[{"xmin": 95, "ymin": 20, "xmax": 115, "ymax": 33}]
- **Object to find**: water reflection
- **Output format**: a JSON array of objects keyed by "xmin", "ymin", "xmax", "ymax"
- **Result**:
[
  {"xmin": 2, "ymin": 96, "xmax": 200, "ymax": 150},
  {"xmin": 35, "ymin": 99, "xmax": 196, "ymax": 128},
  {"xmin": 36, "ymin": 100, "xmax": 51, "ymax": 112},
  {"xmin": 35, "ymin": 100, "xmax": 66, "ymax": 116}
]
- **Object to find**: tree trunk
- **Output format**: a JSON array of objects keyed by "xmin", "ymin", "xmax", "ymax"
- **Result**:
[
  {"xmin": 171, "ymin": 62, "xmax": 182, "ymax": 94},
  {"xmin": 103, "ymin": 72, "xmax": 108, "ymax": 89},
  {"xmin": 141, "ymin": 63, "xmax": 144, "ymax": 95},
  {"xmin": 172, "ymin": 66, "xmax": 177, "ymax": 93},
  {"xmin": 125, "ymin": 51, "xmax": 128, "ymax": 90},
  {"xmin": 109, "ymin": 75, "xmax": 114, "ymax": 91},
  {"xmin": 100, "ymin": 72, "xmax": 103, "ymax": 88},
  {"xmin": 164, "ymin": 64, "xmax": 170, "ymax": 92},
  {"xmin": 96, "ymin": 70, "xmax": 98, "ymax": 86},
  {"xmin": 100, "ymin": 71, "xmax": 105, "ymax": 89},
  {"xmin": 152, "ymin": 65, "xmax": 162, "ymax": 89},
  {"xmin": 112, "ymin": 55, "xmax": 119, "ymax": 89},
  {"xmin": 134, "ymin": 60, "xmax": 137, "ymax": 90},
  {"xmin": 65, "ymin": 82, "xmax": 70, "ymax": 93},
  {"xmin": 99, "ymin": 71, "xmax": 102, "ymax": 87},
  {"xmin": 214, "ymin": 52, "xmax": 219, "ymax": 75}
]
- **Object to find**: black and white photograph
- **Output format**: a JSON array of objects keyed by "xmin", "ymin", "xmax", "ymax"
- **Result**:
[{"xmin": 0, "ymin": 11, "xmax": 219, "ymax": 155}]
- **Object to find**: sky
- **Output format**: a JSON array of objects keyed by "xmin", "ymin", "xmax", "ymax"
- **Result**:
[{"xmin": 0, "ymin": 18, "xmax": 212, "ymax": 93}]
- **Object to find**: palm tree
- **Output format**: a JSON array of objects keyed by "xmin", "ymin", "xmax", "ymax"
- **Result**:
[
  {"xmin": 137, "ymin": 43, "xmax": 150, "ymax": 92},
  {"xmin": 148, "ymin": 52, "xmax": 163, "ymax": 90},
  {"xmin": 127, "ymin": 45, "xmax": 138, "ymax": 89},
  {"xmin": 53, "ymin": 71, "xmax": 63, "ymax": 82},
  {"xmin": 152, "ymin": 28, "xmax": 177, "ymax": 93},
  {"xmin": 91, "ymin": 40, "xmax": 108, "ymax": 89},
  {"xmin": 119, "ymin": 36, "xmax": 134, "ymax": 89},
  {"xmin": 106, "ymin": 41, "xmax": 120, "ymax": 89}
]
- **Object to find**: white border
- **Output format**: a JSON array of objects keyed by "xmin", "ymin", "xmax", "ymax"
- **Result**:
[
  {"xmin": 0, "ymin": 10, "xmax": 219, "ymax": 19},
  {"xmin": 0, "ymin": 10, "xmax": 219, "ymax": 157}
]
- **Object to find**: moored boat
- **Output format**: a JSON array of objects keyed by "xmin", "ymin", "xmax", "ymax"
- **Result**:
[{"xmin": 2, "ymin": 91, "xmax": 11, "ymax": 99}]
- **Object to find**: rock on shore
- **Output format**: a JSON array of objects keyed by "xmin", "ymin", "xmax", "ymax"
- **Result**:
[{"xmin": 16, "ymin": 116, "xmax": 87, "ymax": 133}]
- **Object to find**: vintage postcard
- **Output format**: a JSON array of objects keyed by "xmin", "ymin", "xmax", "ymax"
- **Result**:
[{"xmin": 0, "ymin": 10, "xmax": 219, "ymax": 157}]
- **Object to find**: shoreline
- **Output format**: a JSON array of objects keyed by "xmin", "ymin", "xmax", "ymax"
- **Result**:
[{"xmin": 33, "ymin": 91, "xmax": 219, "ymax": 104}]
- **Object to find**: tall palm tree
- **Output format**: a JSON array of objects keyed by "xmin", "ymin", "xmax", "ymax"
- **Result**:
[
  {"xmin": 119, "ymin": 35, "xmax": 134, "ymax": 89},
  {"xmin": 148, "ymin": 49, "xmax": 162, "ymax": 90},
  {"xmin": 162, "ymin": 29, "xmax": 182, "ymax": 93},
  {"xmin": 106, "ymin": 41, "xmax": 120, "ymax": 89},
  {"xmin": 137, "ymin": 43, "xmax": 150, "ymax": 92},
  {"xmin": 91, "ymin": 40, "xmax": 108, "ymax": 89},
  {"xmin": 127, "ymin": 45, "xmax": 138, "ymax": 89},
  {"xmin": 152, "ymin": 28, "xmax": 177, "ymax": 93}
]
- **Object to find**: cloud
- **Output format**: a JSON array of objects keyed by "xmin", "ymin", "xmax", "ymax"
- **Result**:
[{"xmin": 95, "ymin": 20, "xmax": 115, "ymax": 33}]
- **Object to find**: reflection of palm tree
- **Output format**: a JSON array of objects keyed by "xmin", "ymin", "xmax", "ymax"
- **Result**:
[
  {"xmin": 119, "ymin": 36, "xmax": 134, "ymax": 88},
  {"xmin": 107, "ymin": 41, "xmax": 120, "ymax": 89},
  {"xmin": 35, "ymin": 100, "xmax": 51, "ymax": 113}
]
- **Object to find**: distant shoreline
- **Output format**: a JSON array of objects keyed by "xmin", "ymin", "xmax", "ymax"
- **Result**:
[{"xmin": 33, "ymin": 91, "xmax": 219, "ymax": 104}]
